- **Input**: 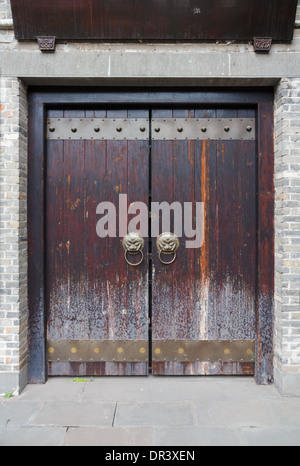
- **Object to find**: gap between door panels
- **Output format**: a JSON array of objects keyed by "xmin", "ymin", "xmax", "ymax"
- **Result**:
[{"xmin": 148, "ymin": 109, "xmax": 153, "ymax": 373}]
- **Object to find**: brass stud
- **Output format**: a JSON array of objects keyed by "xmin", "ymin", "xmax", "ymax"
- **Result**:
[
  {"xmin": 48, "ymin": 347, "xmax": 54, "ymax": 354},
  {"xmin": 155, "ymin": 348, "xmax": 161, "ymax": 355},
  {"xmin": 140, "ymin": 347, "xmax": 146, "ymax": 354},
  {"xmin": 117, "ymin": 347, "xmax": 124, "ymax": 354},
  {"xmin": 71, "ymin": 347, "xmax": 77, "ymax": 354}
]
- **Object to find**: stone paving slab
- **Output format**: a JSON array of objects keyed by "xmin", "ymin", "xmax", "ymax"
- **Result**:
[
  {"xmin": 193, "ymin": 399, "xmax": 300, "ymax": 429},
  {"xmin": 154, "ymin": 426, "xmax": 242, "ymax": 447},
  {"xmin": 17, "ymin": 378, "xmax": 85, "ymax": 402},
  {"xmin": 193, "ymin": 400, "xmax": 282, "ymax": 428},
  {"xmin": 63, "ymin": 427, "xmax": 153, "ymax": 446},
  {"xmin": 238, "ymin": 427, "xmax": 300, "ymax": 447},
  {"xmin": 31, "ymin": 401, "xmax": 116, "ymax": 427},
  {"xmin": 114, "ymin": 401, "xmax": 195, "ymax": 427},
  {"xmin": 267, "ymin": 400, "xmax": 300, "ymax": 427},
  {"xmin": 0, "ymin": 401, "xmax": 41, "ymax": 427},
  {"xmin": 0, "ymin": 427, "xmax": 67, "ymax": 447}
]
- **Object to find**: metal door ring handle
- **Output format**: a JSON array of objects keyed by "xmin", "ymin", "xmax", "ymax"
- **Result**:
[
  {"xmin": 125, "ymin": 250, "xmax": 144, "ymax": 267},
  {"xmin": 156, "ymin": 232, "xmax": 180, "ymax": 265},
  {"xmin": 159, "ymin": 251, "xmax": 177, "ymax": 265},
  {"xmin": 122, "ymin": 232, "xmax": 145, "ymax": 267}
]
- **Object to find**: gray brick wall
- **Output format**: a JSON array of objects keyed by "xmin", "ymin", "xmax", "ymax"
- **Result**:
[
  {"xmin": 0, "ymin": 0, "xmax": 12, "ymax": 21},
  {"xmin": 274, "ymin": 78, "xmax": 300, "ymax": 379},
  {"xmin": 0, "ymin": 77, "xmax": 28, "ymax": 391}
]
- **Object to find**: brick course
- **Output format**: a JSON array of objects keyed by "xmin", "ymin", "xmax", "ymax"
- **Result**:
[
  {"xmin": 0, "ymin": 76, "xmax": 28, "ymax": 392},
  {"xmin": 274, "ymin": 79, "xmax": 300, "ymax": 379}
]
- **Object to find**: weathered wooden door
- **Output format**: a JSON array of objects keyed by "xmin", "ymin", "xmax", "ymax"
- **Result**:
[
  {"xmin": 46, "ymin": 109, "xmax": 150, "ymax": 376},
  {"xmin": 45, "ymin": 105, "xmax": 257, "ymax": 377},
  {"xmin": 151, "ymin": 108, "xmax": 257, "ymax": 376}
]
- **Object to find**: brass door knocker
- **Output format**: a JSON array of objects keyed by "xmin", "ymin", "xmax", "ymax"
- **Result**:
[
  {"xmin": 122, "ymin": 232, "xmax": 145, "ymax": 266},
  {"xmin": 156, "ymin": 232, "xmax": 180, "ymax": 265}
]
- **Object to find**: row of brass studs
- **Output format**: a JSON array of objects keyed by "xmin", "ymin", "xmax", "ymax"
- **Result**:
[
  {"xmin": 47, "ymin": 340, "xmax": 255, "ymax": 363},
  {"xmin": 152, "ymin": 340, "xmax": 256, "ymax": 362},
  {"xmin": 151, "ymin": 118, "xmax": 255, "ymax": 141},
  {"xmin": 46, "ymin": 118, "xmax": 150, "ymax": 141},
  {"xmin": 48, "ymin": 347, "xmax": 147, "ymax": 362},
  {"xmin": 46, "ymin": 117, "xmax": 255, "ymax": 141},
  {"xmin": 49, "ymin": 126, "xmax": 147, "ymax": 135},
  {"xmin": 48, "ymin": 126, "xmax": 253, "ymax": 136},
  {"xmin": 153, "ymin": 126, "xmax": 253, "ymax": 134},
  {"xmin": 153, "ymin": 347, "xmax": 254, "ymax": 362},
  {"xmin": 47, "ymin": 340, "xmax": 149, "ymax": 363}
]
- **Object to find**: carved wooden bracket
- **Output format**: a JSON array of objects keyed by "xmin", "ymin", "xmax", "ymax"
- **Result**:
[
  {"xmin": 253, "ymin": 37, "xmax": 272, "ymax": 53},
  {"xmin": 37, "ymin": 36, "xmax": 56, "ymax": 52}
]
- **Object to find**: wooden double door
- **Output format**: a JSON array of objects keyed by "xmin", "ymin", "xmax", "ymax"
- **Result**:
[{"xmin": 45, "ymin": 105, "xmax": 259, "ymax": 377}]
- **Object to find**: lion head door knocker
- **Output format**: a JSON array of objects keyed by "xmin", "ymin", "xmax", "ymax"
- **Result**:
[
  {"xmin": 122, "ymin": 232, "xmax": 145, "ymax": 267},
  {"xmin": 156, "ymin": 232, "xmax": 180, "ymax": 265}
]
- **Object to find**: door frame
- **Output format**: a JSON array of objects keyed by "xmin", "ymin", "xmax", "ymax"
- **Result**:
[{"xmin": 28, "ymin": 87, "xmax": 274, "ymax": 384}]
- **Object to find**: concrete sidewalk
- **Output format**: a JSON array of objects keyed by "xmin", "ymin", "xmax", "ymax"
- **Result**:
[{"xmin": 0, "ymin": 376, "xmax": 300, "ymax": 446}]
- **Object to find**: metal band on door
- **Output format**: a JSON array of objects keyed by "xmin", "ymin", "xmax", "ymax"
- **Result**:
[{"xmin": 46, "ymin": 117, "xmax": 255, "ymax": 141}]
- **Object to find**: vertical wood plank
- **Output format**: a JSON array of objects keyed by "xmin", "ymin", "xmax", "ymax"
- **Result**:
[
  {"xmin": 256, "ymin": 101, "xmax": 274, "ymax": 384},
  {"xmin": 237, "ymin": 109, "xmax": 257, "ymax": 340},
  {"xmin": 85, "ymin": 109, "xmax": 108, "ymax": 341},
  {"xmin": 151, "ymin": 109, "xmax": 174, "ymax": 348},
  {"xmin": 28, "ymin": 100, "xmax": 46, "ymax": 383},
  {"xmin": 195, "ymin": 108, "xmax": 217, "ymax": 342},
  {"xmin": 45, "ymin": 109, "xmax": 64, "ymax": 343}
]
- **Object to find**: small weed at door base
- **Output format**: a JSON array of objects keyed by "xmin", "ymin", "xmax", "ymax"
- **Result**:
[{"xmin": 73, "ymin": 377, "xmax": 93, "ymax": 383}]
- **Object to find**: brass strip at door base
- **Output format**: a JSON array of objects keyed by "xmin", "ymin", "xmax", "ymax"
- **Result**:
[
  {"xmin": 47, "ymin": 339, "xmax": 255, "ymax": 363},
  {"xmin": 152, "ymin": 340, "xmax": 255, "ymax": 363},
  {"xmin": 47, "ymin": 340, "xmax": 149, "ymax": 363}
]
